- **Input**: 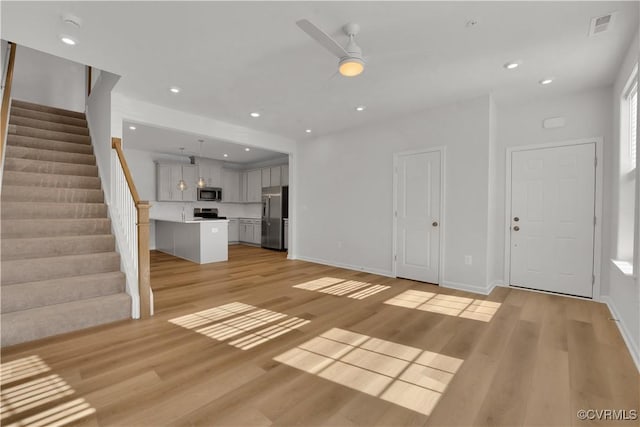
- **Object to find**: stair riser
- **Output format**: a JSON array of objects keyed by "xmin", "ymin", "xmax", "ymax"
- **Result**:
[
  {"xmin": 1, "ymin": 219, "xmax": 112, "ymax": 239},
  {"xmin": 2, "ymin": 236, "xmax": 115, "ymax": 261},
  {"xmin": 2, "ymin": 186, "xmax": 104, "ymax": 203},
  {"xmin": 9, "ymin": 124, "xmax": 91, "ymax": 145},
  {"xmin": 10, "ymin": 115, "xmax": 89, "ymax": 136},
  {"xmin": 6, "ymin": 145, "xmax": 96, "ymax": 165},
  {"xmin": 1, "ymin": 273, "xmax": 126, "ymax": 313},
  {"xmin": 10, "ymin": 107, "xmax": 88, "ymax": 128},
  {"xmin": 8, "ymin": 134, "xmax": 93, "ymax": 154},
  {"xmin": 2, "ymin": 171, "xmax": 101, "ymax": 190},
  {"xmin": 1, "ymin": 294, "xmax": 131, "ymax": 347},
  {"xmin": 1, "ymin": 253, "xmax": 121, "ymax": 285},
  {"xmin": 4, "ymin": 158, "xmax": 98, "ymax": 177},
  {"xmin": 2, "ymin": 203, "xmax": 108, "ymax": 219},
  {"xmin": 11, "ymin": 100, "xmax": 86, "ymax": 120}
]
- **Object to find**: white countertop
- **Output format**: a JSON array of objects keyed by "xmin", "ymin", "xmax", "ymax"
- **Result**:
[{"xmin": 151, "ymin": 216, "xmax": 230, "ymax": 224}]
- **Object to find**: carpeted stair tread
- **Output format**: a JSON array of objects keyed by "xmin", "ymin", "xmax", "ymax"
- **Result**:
[
  {"xmin": 1, "ymin": 218, "xmax": 111, "ymax": 238},
  {"xmin": 7, "ymin": 134, "xmax": 93, "ymax": 154},
  {"xmin": 1, "ymin": 272, "xmax": 126, "ymax": 313},
  {"xmin": 5, "ymin": 145, "xmax": 96, "ymax": 165},
  {"xmin": 1, "ymin": 252, "xmax": 121, "ymax": 285},
  {"xmin": 11, "ymin": 99, "xmax": 86, "ymax": 119},
  {"xmin": 2, "ymin": 202, "xmax": 107, "ymax": 220},
  {"xmin": 2, "ymin": 234, "xmax": 115, "ymax": 261},
  {"xmin": 10, "ymin": 106, "xmax": 88, "ymax": 128},
  {"xmin": 9, "ymin": 124, "xmax": 91, "ymax": 145},
  {"xmin": 2, "ymin": 185, "xmax": 104, "ymax": 203},
  {"xmin": 0, "ymin": 293, "xmax": 131, "ymax": 347},
  {"xmin": 2, "ymin": 171, "xmax": 101, "ymax": 189},
  {"xmin": 4, "ymin": 157, "xmax": 98, "ymax": 177},
  {"xmin": 10, "ymin": 115, "xmax": 89, "ymax": 136}
]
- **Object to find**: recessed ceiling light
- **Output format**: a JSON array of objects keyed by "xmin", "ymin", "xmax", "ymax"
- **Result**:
[
  {"xmin": 504, "ymin": 61, "xmax": 520, "ymax": 70},
  {"xmin": 539, "ymin": 78, "xmax": 554, "ymax": 85},
  {"xmin": 223, "ymin": 154, "xmax": 228, "ymax": 158},
  {"xmin": 245, "ymin": 148, "xmax": 251, "ymax": 152},
  {"xmin": 305, "ymin": 129, "xmax": 312, "ymax": 133},
  {"xmin": 60, "ymin": 36, "xmax": 77, "ymax": 46},
  {"xmin": 169, "ymin": 87, "xmax": 181, "ymax": 93},
  {"xmin": 465, "ymin": 19, "xmax": 479, "ymax": 28},
  {"xmin": 250, "ymin": 112, "xmax": 261, "ymax": 118},
  {"xmin": 355, "ymin": 106, "xmax": 366, "ymax": 112},
  {"xmin": 129, "ymin": 125, "xmax": 136, "ymax": 130}
]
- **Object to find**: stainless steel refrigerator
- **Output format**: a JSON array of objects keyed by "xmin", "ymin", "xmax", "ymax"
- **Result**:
[{"xmin": 261, "ymin": 186, "xmax": 288, "ymax": 250}]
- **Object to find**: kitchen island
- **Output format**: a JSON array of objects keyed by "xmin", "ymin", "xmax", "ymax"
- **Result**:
[{"xmin": 153, "ymin": 217, "xmax": 229, "ymax": 264}]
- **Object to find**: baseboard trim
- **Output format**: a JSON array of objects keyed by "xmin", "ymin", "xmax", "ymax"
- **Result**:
[
  {"xmin": 601, "ymin": 296, "xmax": 640, "ymax": 372},
  {"xmin": 440, "ymin": 280, "xmax": 497, "ymax": 296},
  {"xmin": 294, "ymin": 256, "xmax": 395, "ymax": 278}
]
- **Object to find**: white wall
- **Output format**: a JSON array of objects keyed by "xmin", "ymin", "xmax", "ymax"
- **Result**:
[
  {"xmin": 493, "ymin": 87, "xmax": 613, "ymax": 290},
  {"xmin": 123, "ymin": 148, "xmax": 262, "ymax": 250},
  {"xmin": 606, "ymin": 31, "xmax": 639, "ymax": 368},
  {"xmin": 295, "ymin": 95, "xmax": 492, "ymax": 291},
  {"xmin": 12, "ymin": 45, "xmax": 85, "ymax": 112},
  {"xmin": 86, "ymin": 70, "xmax": 119, "ymax": 202}
]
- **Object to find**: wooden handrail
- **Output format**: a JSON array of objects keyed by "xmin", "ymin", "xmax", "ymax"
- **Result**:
[
  {"xmin": 112, "ymin": 137, "xmax": 141, "ymax": 202},
  {"xmin": 1, "ymin": 42, "xmax": 17, "ymax": 164},
  {"xmin": 87, "ymin": 65, "xmax": 92, "ymax": 97},
  {"xmin": 111, "ymin": 137, "xmax": 152, "ymax": 318}
]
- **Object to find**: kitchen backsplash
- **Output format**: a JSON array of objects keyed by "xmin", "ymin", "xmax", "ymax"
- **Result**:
[{"xmin": 150, "ymin": 201, "xmax": 262, "ymax": 219}]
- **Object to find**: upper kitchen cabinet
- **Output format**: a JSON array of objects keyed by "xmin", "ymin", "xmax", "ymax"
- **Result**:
[
  {"xmin": 270, "ymin": 166, "xmax": 281, "ymax": 187},
  {"xmin": 198, "ymin": 161, "xmax": 223, "ymax": 188},
  {"xmin": 156, "ymin": 163, "xmax": 197, "ymax": 202},
  {"xmin": 246, "ymin": 169, "xmax": 262, "ymax": 202},
  {"xmin": 261, "ymin": 168, "xmax": 270, "ymax": 188},
  {"xmin": 281, "ymin": 165, "xmax": 289, "ymax": 186},
  {"xmin": 222, "ymin": 168, "xmax": 241, "ymax": 202}
]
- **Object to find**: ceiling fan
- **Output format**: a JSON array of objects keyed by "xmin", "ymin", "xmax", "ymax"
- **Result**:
[{"xmin": 296, "ymin": 19, "xmax": 365, "ymax": 77}]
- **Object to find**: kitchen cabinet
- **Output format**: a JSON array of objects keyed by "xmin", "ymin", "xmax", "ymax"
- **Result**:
[
  {"xmin": 239, "ymin": 219, "xmax": 261, "ymax": 245},
  {"xmin": 270, "ymin": 166, "xmax": 281, "ymax": 187},
  {"xmin": 198, "ymin": 162, "xmax": 222, "ymax": 188},
  {"xmin": 261, "ymin": 168, "xmax": 270, "ymax": 188},
  {"xmin": 246, "ymin": 169, "xmax": 262, "ymax": 202},
  {"xmin": 222, "ymin": 169, "xmax": 241, "ymax": 202},
  {"xmin": 228, "ymin": 218, "xmax": 239, "ymax": 243},
  {"xmin": 156, "ymin": 163, "xmax": 196, "ymax": 202},
  {"xmin": 281, "ymin": 165, "xmax": 289, "ymax": 186}
]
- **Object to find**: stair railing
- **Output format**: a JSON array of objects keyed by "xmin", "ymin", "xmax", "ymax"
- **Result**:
[
  {"xmin": 111, "ymin": 137, "xmax": 152, "ymax": 318},
  {"xmin": 1, "ymin": 41, "xmax": 16, "ymax": 175}
]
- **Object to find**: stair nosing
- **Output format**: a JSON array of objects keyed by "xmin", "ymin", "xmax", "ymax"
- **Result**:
[
  {"xmin": 10, "ymin": 106, "xmax": 88, "ymax": 124},
  {"xmin": 11, "ymin": 100, "xmax": 86, "ymax": 119},
  {"xmin": 6, "ymin": 145, "xmax": 96, "ymax": 161},
  {"xmin": 10, "ymin": 125, "xmax": 91, "ymax": 143},
  {"xmin": 4, "ymin": 157, "xmax": 99, "ymax": 176},
  {"xmin": 0, "ymin": 271, "xmax": 124, "ymax": 288},
  {"xmin": 7, "ymin": 134, "xmax": 94, "ymax": 150}
]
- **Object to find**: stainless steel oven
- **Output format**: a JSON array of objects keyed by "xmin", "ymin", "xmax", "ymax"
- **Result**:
[{"xmin": 197, "ymin": 187, "xmax": 222, "ymax": 201}]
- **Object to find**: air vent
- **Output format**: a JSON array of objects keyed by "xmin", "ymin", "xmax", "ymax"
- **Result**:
[{"xmin": 589, "ymin": 13, "xmax": 615, "ymax": 36}]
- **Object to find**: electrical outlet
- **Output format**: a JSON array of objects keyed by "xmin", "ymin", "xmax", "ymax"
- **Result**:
[{"xmin": 465, "ymin": 255, "xmax": 472, "ymax": 265}]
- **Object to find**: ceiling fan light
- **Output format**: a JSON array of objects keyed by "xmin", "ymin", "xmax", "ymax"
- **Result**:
[{"xmin": 339, "ymin": 57, "xmax": 364, "ymax": 77}]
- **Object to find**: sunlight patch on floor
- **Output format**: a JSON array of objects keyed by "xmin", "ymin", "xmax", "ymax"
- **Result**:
[
  {"xmin": 0, "ymin": 356, "xmax": 95, "ymax": 426},
  {"xmin": 293, "ymin": 277, "xmax": 391, "ymax": 300},
  {"xmin": 384, "ymin": 290, "xmax": 501, "ymax": 322},
  {"xmin": 274, "ymin": 328, "xmax": 463, "ymax": 416},
  {"xmin": 169, "ymin": 303, "xmax": 310, "ymax": 350}
]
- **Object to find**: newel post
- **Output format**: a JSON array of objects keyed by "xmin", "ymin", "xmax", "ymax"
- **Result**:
[{"xmin": 137, "ymin": 201, "xmax": 151, "ymax": 318}]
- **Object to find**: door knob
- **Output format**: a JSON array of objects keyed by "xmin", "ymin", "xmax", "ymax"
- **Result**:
[
  {"xmin": 432, "ymin": 221, "xmax": 439, "ymax": 227},
  {"xmin": 513, "ymin": 225, "xmax": 520, "ymax": 231},
  {"xmin": 513, "ymin": 217, "xmax": 519, "ymax": 222}
]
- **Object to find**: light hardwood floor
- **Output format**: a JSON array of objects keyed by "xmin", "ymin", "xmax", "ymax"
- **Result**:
[{"xmin": 1, "ymin": 245, "xmax": 638, "ymax": 426}]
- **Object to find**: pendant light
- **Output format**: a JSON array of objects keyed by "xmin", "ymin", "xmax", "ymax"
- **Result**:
[
  {"xmin": 197, "ymin": 140, "xmax": 206, "ymax": 188},
  {"xmin": 177, "ymin": 147, "xmax": 188, "ymax": 191}
]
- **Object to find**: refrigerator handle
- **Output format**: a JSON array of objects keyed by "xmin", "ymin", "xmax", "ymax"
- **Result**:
[{"xmin": 267, "ymin": 197, "xmax": 271, "ymax": 226}]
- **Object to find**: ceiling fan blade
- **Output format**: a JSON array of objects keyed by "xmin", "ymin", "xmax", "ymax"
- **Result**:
[{"xmin": 296, "ymin": 19, "xmax": 349, "ymax": 59}]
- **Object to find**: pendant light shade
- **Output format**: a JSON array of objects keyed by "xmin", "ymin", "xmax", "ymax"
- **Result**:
[{"xmin": 178, "ymin": 147, "xmax": 188, "ymax": 191}]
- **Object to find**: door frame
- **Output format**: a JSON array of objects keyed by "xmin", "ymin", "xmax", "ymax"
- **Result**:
[
  {"xmin": 504, "ymin": 137, "xmax": 603, "ymax": 300},
  {"xmin": 392, "ymin": 147, "xmax": 446, "ymax": 283}
]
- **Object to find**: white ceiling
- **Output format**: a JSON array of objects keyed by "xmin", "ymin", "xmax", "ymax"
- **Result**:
[
  {"xmin": 2, "ymin": 1, "xmax": 638, "ymax": 141},
  {"xmin": 123, "ymin": 121, "xmax": 287, "ymax": 164}
]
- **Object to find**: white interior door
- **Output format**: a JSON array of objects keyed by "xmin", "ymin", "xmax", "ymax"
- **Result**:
[
  {"xmin": 510, "ymin": 143, "xmax": 596, "ymax": 298},
  {"xmin": 396, "ymin": 151, "xmax": 441, "ymax": 283}
]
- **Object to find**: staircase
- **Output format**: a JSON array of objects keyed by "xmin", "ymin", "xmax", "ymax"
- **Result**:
[{"xmin": 1, "ymin": 99, "xmax": 131, "ymax": 347}]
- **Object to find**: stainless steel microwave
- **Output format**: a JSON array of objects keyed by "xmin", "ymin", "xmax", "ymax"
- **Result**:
[{"xmin": 197, "ymin": 187, "xmax": 222, "ymax": 201}]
